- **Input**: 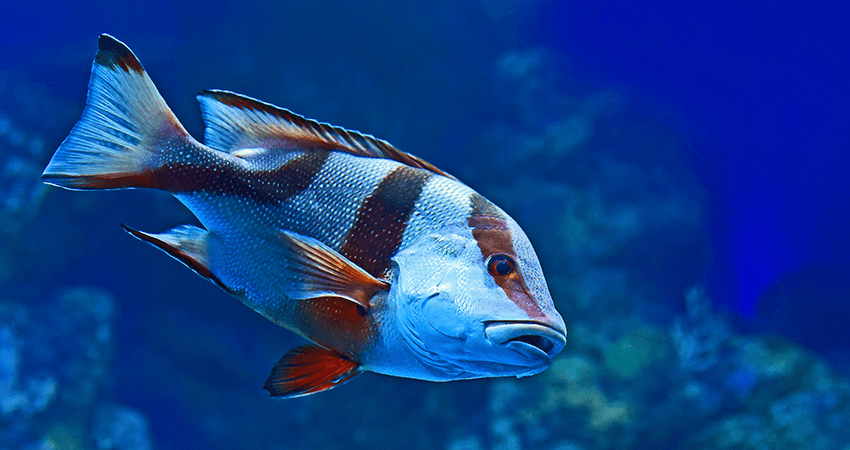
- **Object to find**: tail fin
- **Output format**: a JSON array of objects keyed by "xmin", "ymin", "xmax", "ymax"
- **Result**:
[{"xmin": 42, "ymin": 34, "xmax": 194, "ymax": 190}]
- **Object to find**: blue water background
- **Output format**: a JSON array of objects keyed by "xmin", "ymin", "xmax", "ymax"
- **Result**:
[
  {"xmin": 2, "ymin": 0, "xmax": 849, "ymax": 449},
  {"xmin": 5, "ymin": 0, "xmax": 847, "ymax": 324}
]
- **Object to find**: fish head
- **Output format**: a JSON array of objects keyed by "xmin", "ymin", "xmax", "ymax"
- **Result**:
[{"xmin": 390, "ymin": 216, "xmax": 566, "ymax": 380}]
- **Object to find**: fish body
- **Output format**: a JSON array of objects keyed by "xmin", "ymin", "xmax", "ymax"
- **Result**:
[{"xmin": 42, "ymin": 35, "xmax": 567, "ymax": 398}]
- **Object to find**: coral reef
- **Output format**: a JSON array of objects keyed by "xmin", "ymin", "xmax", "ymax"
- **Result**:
[
  {"xmin": 444, "ymin": 46, "xmax": 850, "ymax": 450},
  {"xmin": 0, "ymin": 288, "xmax": 152, "ymax": 450},
  {"xmin": 0, "ymin": 71, "xmax": 78, "ymax": 285},
  {"xmin": 476, "ymin": 286, "xmax": 850, "ymax": 450}
]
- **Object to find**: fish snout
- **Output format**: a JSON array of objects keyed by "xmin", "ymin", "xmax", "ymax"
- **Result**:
[{"xmin": 484, "ymin": 321, "xmax": 567, "ymax": 361}]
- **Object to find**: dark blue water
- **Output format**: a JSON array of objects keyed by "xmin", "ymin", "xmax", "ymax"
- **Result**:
[
  {"xmin": 3, "ymin": 1, "xmax": 849, "ymax": 449},
  {"xmin": 535, "ymin": 0, "xmax": 850, "ymax": 317}
]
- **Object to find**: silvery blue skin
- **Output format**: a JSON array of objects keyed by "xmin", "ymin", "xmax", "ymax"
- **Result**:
[
  {"xmin": 371, "ymin": 223, "xmax": 566, "ymax": 381},
  {"xmin": 40, "ymin": 34, "xmax": 567, "ymax": 397}
]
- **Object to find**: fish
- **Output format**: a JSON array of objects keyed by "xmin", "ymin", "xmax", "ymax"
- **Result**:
[{"xmin": 42, "ymin": 34, "xmax": 567, "ymax": 398}]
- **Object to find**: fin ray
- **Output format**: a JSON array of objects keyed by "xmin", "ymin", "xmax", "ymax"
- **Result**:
[{"xmin": 277, "ymin": 230, "xmax": 389, "ymax": 310}]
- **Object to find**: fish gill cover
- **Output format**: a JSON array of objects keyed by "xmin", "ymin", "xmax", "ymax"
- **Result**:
[{"xmin": 1, "ymin": 0, "xmax": 849, "ymax": 449}]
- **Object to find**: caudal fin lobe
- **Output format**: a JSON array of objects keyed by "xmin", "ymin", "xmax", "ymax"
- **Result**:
[{"xmin": 42, "ymin": 34, "xmax": 195, "ymax": 190}]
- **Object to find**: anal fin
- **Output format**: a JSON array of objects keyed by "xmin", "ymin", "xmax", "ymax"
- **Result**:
[
  {"xmin": 121, "ymin": 224, "xmax": 229, "ymax": 292},
  {"xmin": 264, "ymin": 345, "xmax": 361, "ymax": 398}
]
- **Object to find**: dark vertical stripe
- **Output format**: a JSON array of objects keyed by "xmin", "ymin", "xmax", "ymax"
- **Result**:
[
  {"xmin": 469, "ymin": 192, "xmax": 502, "ymax": 218},
  {"xmin": 339, "ymin": 166, "xmax": 432, "ymax": 277},
  {"xmin": 153, "ymin": 147, "xmax": 330, "ymax": 205},
  {"xmin": 263, "ymin": 150, "xmax": 331, "ymax": 203}
]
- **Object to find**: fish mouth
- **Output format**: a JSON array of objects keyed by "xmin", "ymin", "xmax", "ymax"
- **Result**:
[{"xmin": 484, "ymin": 321, "xmax": 567, "ymax": 361}]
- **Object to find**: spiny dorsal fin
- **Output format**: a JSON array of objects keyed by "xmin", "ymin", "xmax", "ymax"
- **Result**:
[
  {"xmin": 196, "ymin": 89, "xmax": 455, "ymax": 179},
  {"xmin": 264, "ymin": 344, "xmax": 361, "ymax": 398},
  {"xmin": 121, "ymin": 224, "xmax": 230, "ymax": 292}
]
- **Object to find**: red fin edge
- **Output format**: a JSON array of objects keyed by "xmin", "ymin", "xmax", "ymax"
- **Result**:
[
  {"xmin": 264, "ymin": 345, "xmax": 361, "ymax": 398},
  {"xmin": 96, "ymin": 34, "xmax": 145, "ymax": 74},
  {"xmin": 120, "ymin": 224, "xmax": 231, "ymax": 293}
]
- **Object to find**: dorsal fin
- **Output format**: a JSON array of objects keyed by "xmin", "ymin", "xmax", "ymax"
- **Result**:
[{"xmin": 196, "ymin": 90, "xmax": 455, "ymax": 179}]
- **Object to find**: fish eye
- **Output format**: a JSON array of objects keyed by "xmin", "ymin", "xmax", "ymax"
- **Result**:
[{"xmin": 486, "ymin": 254, "xmax": 515, "ymax": 277}]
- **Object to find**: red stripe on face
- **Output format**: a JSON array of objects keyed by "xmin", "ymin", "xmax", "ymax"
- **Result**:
[{"xmin": 469, "ymin": 195, "xmax": 545, "ymax": 319}]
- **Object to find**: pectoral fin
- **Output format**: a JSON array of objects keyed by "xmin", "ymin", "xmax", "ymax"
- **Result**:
[
  {"xmin": 264, "ymin": 344, "xmax": 361, "ymax": 398},
  {"xmin": 278, "ymin": 230, "xmax": 389, "ymax": 311}
]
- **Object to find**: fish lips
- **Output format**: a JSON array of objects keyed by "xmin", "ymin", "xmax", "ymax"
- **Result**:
[{"xmin": 484, "ymin": 321, "xmax": 567, "ymax": 366}]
